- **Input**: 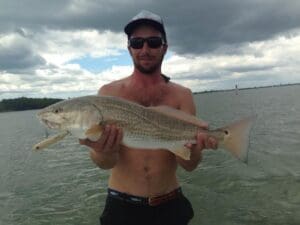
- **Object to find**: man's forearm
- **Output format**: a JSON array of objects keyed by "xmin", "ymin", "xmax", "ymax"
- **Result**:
[
  {"xmin": 90, "ymin": 150, "xmax": 118, "ymax": 169},
  {"xmin": 176, "ymin": 149, "xmax": 202, "ymax": 171}
]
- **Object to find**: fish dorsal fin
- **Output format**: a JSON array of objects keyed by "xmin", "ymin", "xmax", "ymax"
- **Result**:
[{"xmin": 148, "ymin": 106, "xmax": 208, "ymax": 128}]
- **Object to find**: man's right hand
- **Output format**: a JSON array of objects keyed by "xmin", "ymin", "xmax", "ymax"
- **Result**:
[{"xmin": 79, "ymin": 125, "xmax": 123, "ymax": 169}]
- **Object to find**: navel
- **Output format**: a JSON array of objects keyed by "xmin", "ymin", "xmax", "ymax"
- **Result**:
[{"xmin": 143, "ymin": 166, "xmax": 149, "ymax": 173}]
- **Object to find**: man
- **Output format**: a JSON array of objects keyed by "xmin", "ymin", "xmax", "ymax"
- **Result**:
[{"xmin": 80, "ymin": 10, "xmax": 217, "ymax": 225}]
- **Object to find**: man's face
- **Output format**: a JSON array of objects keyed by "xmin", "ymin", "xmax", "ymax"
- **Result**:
[{"xmin": 128, "ymin": 25, "xmax": 168, "ymax": 74}]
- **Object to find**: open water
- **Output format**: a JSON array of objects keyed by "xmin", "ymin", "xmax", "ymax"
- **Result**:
[{"xmin": 0, "ymin": 85, "xmax": 299, "ymax": 225}]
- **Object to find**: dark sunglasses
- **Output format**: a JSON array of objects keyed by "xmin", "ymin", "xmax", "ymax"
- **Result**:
[{"xmin": 128, "ymin": 37, "xmax": 165, "ymax": 49}]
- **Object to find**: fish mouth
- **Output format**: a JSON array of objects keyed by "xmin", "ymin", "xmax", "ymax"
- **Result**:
[{"xmin": 41, "ymin": 119, "xmax": 60, "ymax": 129}]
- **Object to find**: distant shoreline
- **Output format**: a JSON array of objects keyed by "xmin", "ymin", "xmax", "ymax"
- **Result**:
[
  {"xmin": 0, "ymin": 97, "xmax": 63, "ymax": 113},
  {"xmin": 193, "ymin": 82, "xmax": 300, "ymax": 95},
  {"xmin": 1, "ymin": 83, "xmax": 299, "ymax": 112}
]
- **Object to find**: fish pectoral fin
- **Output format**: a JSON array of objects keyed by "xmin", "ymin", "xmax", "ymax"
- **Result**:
[
  {"xmin": 85, "ymin": 124, "xmax": 103, "ymax": 141},
  {"xmin": 148, "ymin": 106, "xmax": 208, "ymax": 128},
  {"xmin": 170, "ymin": 145, "xmax": 191, "ymax": 160}
]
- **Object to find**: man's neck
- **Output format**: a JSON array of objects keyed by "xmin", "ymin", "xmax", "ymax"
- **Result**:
[{"xmin": 131, "ymin": 69, "xmax": 165, "ymax": 86}]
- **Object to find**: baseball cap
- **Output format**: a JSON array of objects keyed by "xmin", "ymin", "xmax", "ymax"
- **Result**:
[{"xmin": 124, "ymin": 10, "xmax": 167, "ymax": 42}]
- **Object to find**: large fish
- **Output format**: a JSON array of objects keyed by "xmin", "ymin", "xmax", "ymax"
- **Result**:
[{"xmin": 33, "ymin": 95, "xmax": 256, "ymax": 162}]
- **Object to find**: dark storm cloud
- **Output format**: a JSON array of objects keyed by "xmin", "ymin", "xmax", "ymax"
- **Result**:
[
  {"xmin": 0, "ymin": 44, "xmax": 45, "ymax": 73},
  {"xmin": 1, "ymin": 0, "xmax": 299, "ymax": 55},
  {"xmin": 0, "ymin": 0, "xmax": 143, "ymax": 32},
  {"xmin": 0, "ymin": 38, "xmax": 46, "ymax": 72},
  {"xmin": 161, "ymin": 0, "xmax": 300, "ymax": 54}
]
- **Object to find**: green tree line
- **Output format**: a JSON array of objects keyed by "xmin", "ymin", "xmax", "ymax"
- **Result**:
[{"xmin": 0, "ymin": 97, "xmax": 63, "ymax": 112}]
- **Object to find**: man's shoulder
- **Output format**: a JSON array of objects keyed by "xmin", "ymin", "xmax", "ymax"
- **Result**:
[
  {"xmin": 98, "ymin": 77, "xmax": 129, "ymax": 96},
  {"xmin": 166, "ymin": 81, "xmax": 195, "ymax": 113},
  {"xmin": 168, "ymin": 81, "xmax": 193, "ymax": 96}
]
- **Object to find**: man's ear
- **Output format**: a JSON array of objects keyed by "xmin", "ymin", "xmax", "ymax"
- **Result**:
[
  {"xmin": 163, "ymin": 44, "xmax": 168, "ymax": 55},
  {"xmin": 128, "ymin": 46, "xmax": 133, "ymax": 56}
]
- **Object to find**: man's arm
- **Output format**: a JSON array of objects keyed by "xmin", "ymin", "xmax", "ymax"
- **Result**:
[
  {"xmin": 176, "ymin": 88, "xmax": 217, "ymax": 171},
  {"xmin": 80, "ymin": 85, "xmax": 123, "ymax": 169}
]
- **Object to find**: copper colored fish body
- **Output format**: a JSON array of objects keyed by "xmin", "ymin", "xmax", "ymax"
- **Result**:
[{"xmin": 34, "ymin": 95, "xmax": 256, "ymax": 162}]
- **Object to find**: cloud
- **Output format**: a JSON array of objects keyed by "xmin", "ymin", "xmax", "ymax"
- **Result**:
[
  {"xmin": 163, "ymin": 0, "xmax": 300, "ymax": 54},
  {"xmin": 0, "ymin": 32, "xmax": 46, "ymax": 72},
  {"xmin": 1, "ymin": 0, "xmax": 300, "ymax": 54},
  {"xmin": 34, "ymin": 29, "xmax": 126, "ymax": 66},
  {"xmin": 0, "ymin": 27, "xmax": 126, "ymax": 73},
  {"xmin": 0, "ymin": 0, "xmax": 300, "ymax": 99},
  {"xmin": 164, "ymin": 33, "xmax": 300, "ymax": 90}
]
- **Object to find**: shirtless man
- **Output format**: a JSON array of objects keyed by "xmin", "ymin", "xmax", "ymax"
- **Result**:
[{"xmin": 80, "ymin": 10, "xmax": 217, "ymax": 225}]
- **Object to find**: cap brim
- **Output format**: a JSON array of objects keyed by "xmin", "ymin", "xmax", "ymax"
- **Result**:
[{"xmin": 124, "ymin": 19, "xmax": 165, "ymax": 36}]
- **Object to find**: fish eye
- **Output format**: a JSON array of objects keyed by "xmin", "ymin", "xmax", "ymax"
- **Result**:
[
  {"xmin": 54, "ymin": 108, "xmax": 63, "ymax": 113},
  {"xmin": 224, "ymin": 130, "xmax": 229, "ymax": 135}
]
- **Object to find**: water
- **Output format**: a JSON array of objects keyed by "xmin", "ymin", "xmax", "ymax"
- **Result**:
[{"xmin": 0, "ymin": 85, "xmax": 299, "ymax": 225}]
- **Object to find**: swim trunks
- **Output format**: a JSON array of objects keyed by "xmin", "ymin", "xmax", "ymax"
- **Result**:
[{"xmin": 100, "ymin": 188, "xmax": 194, "ymax": 225}]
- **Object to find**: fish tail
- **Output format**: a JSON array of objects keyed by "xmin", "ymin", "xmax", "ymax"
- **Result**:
[{"xmin": 219, "ymin": 115, "xmax": 256, "ymax": 163}]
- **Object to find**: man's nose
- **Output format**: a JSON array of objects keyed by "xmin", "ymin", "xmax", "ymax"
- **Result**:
[{"xmin": 140, "ymin": 42, "xmax": 151, "ymax": 51}]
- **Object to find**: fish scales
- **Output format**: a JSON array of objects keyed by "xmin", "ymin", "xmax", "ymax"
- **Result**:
[
  {"xmin": 33, "ymin": 95, "xmax": 256, "ymax": 162},
  {"xmin": 78, "ymin": 96, "xmax": 188, "ymax": 140},
  {"xmin": 89, "ymin": 96, "xmax": 198, "ymax": 140}
]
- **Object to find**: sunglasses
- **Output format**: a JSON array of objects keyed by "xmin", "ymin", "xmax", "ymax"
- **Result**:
[{"xmin": 128, "ymin": 37, "xmax": 165, "ymax": 49}]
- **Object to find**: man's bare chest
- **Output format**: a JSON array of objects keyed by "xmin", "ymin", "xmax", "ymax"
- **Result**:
[{"xmin": 119, "ymin": 85, "xmax": 179, "ymax": 108}]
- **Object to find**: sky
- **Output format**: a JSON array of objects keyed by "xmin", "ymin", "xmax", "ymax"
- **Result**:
[{"xmin": 1, "ymin": 0, "xmax": 300, "ymax": 100}]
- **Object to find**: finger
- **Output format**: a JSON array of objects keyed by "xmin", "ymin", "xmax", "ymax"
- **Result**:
[
  {"xmin": 103, "ymin": 125, "xmax": 117, "ymax": 151},
  {"xmin": 204, "ymin": 135, "xmax": 210, "ymax": 149},
  {"xmin": 198, "ymin": 120, "xmax": 209, "ymax": 130},
  {"xmin": 88, "ymin": 125, "xmax": 109, "ymax": 150},
  {"xmin": 79, "ymin": 139, "xmax": 86, "ymax": 145},
  {"xmin": 196, "ymin": 132, "xmax": 206, "ymax": 149},
  {"xmin": 208, "ymin": 137, "xmax": 218, "ymax": 149},
  {"xmin": 80, "ymin": 138, "xmax": 95, "ymax": 148},
  {"xmin": 79, "ymin": 138, "xmax": 96, "ymax": 148},
  {"xmin": 109, "ymin": 128, "xmax": 123, "ymax": 152},
  {"xmin": 184, "ymin": 142, "xmax": 193, "ymax": 149},
  {"xmin": 115, "ymin": 128, "xmax": 123, "ymax": 145},
  {"xmin": 100, "ymin": 125, "xmax": 110, "ymax": 142}
]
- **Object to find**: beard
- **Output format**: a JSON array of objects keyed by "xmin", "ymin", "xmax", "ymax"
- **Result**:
[{"xmin": 132, "ymin": 53, "xmax": 164, "ymax": 75}]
